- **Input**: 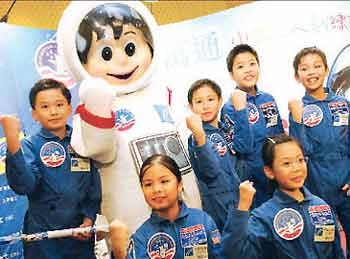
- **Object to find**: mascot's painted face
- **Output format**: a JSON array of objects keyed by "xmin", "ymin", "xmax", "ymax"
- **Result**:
[{"xmin": 76, "ymin": 3, "xmax": 153, "ymax": 86}]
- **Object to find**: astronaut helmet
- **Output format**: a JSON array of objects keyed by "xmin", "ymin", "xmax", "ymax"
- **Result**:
[{"xmin": 57, "ymin": 1, "xmax": 159, "ymax": 95}]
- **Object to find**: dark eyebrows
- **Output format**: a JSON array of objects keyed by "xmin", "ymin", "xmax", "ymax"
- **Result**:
[{"xmin": 124, "ymin": 30, "xmax": 137, "ymax": 36}]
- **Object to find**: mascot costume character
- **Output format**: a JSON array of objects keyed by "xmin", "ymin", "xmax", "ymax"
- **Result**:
[{"xmin": 57, "ymin": 1, "xmax": 202, "ymax": 234}]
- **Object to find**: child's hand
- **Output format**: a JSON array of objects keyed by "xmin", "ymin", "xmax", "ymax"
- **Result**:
[
  {"xmin": 238, "ymin": 180, "xmax": 256, "ymax": 211},
  {"xmin": 186, "ymin": 115, "xmax": 206, "ymax": 146},
  {"xmin": 342, "ymin": 184, "xmax": 350, "ymax": 196},
  {"xmin": 288, "ymin": 99, "xmax": 303, "ymax": 123},
  {"xmin": 0, "ymin": 115, "xmax": 21, "ymax": 154},
  {"xmin": 73, "ymin": 217, "xmax": 93, "ymax": 240},
  {"xmin": 110, "ymin": 218, "xmax": 129, "ymax": 259},
  {"xmin": 231, "ymin": 89, "xmax": 247, "ymax": 111},
  {"xmin": 0, "ymin": 115, "xmax": 21, "ymax": 137}
]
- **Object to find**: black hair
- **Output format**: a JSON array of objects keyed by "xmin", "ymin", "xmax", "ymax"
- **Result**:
[
  {"xmin": 226, "ymin": 44, "xmax": 260, "ymax": 73},
  {"xmin": 29, "ymin": 78, "xmax": 71, "ymax": 109},
  {"xmin": 187, "ymin": 78, "xmax": 222, "ymax": 104},
  {"xmin": 262, "ymin": 133, "xmax": 304, "ymax": 168},
  {"xmin": 262, "ymin": 134, "xmax": 304, "ymax": 194},
  {"xmin": 77, "ymin": 3, "xmax": 153, "ymax": 64},
  {"xmin": 139, "ymin": 154, "xmax": 182, "ymax": 184},
  {"xmin": 293, "ymin": 46, "xmax": 328, "ymax": 76}
]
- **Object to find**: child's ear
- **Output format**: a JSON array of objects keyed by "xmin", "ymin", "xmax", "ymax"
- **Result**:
[
  {"xmin": 68, "ymin": 104, "xmax": 72, "ymax": 115},
  {"xmin": 264, "ymin": 166, "xmax": 275, "ymax": 180},
  {"xmin": 294, "ymin": 73, "xmax": 301, "ymax": 83},
  {"xmin": 188, "ymin": 104, "xmax": 194, "ymax": 113},
  {"xmin": 177, "ymin": 181, "xmax": 184, "ymax": 195},
  {"xmin": 31, "ymin": 109, "xmax": 38, "ymax": 121},
  {"xmin": 229, "ymin": 72, "xmax": 235, "ymax": 81}
]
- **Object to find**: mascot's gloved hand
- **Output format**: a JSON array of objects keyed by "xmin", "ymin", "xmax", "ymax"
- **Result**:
[{"xmin": 79, "ymin": 77, "xmax": 116, "ymax": 118}]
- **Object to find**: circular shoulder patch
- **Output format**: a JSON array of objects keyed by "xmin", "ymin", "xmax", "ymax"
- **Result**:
[
  {"xmin": 303, "ymin": 104, "xmax": 323, "ymax": 127},
  {"xmin": 147, "ymin": 232, "xmax": 176, "ymax": 259},
  {"xmin": 40, "ymin": 141, "xmax": 66, "ymax": 168},
  {"xmin": 115, "ymin": 109, "xmax": 136, "ymax": 131},
  {"xmin": 247, "ymin": 103, "xmax": 259, "ymax": 124},
  {"xmin": 273, "ymin": 208, "xmax": 304, "ymax": 240}
]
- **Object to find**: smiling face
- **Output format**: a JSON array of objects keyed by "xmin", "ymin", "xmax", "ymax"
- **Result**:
[
  {"xmin": 264, "ymin": 141, "xmax": 307, "ymax": 195},
  {"xmin": 190, "ymin": 85, "xmax": 222, "ymax": 126},
  {"xmin": 32, "ymin": 89, "xmax": 72, "ymax": 138},
  {"xmin": 295, "ymin": 53, "xmax": 328, "ymax": 93},
  {"xmin": 231, "ymin": 51, "xmax": 260, "ymax": 95},
  {"xmin": 83, "ymin": 24, "xmax": 152, "ymax": 86},
  {"xmin": 141, "ymin": 164, "xmax": 182, "ymax": 218}
]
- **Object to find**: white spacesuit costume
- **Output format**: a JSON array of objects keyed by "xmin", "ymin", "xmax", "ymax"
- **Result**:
[{"xmin": 57, "ymin": 1, "xmax": 201, "ymax": 235}]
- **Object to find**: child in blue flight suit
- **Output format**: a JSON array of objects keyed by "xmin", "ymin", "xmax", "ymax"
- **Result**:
[
  {"xmin": 109, "ymin": 154, "xmax": 222, "ymax": 259},
  {"xmin": 1, "ymin": 79, "xmax": 101, "ymax": 259},
  {"xmin": 186, "ymin": 78, "xmax": 251, "ymax": 231},
  {"xmin": 222, "ymin": 134, "xmax": 345, "ymax": 259},
  {"xmin": 289, "ymin": 46, "xmax": 350, "ymax": 257},
  {"xmin": 221, "ymin": 44, "xmax": 284, "ymax": 208}
]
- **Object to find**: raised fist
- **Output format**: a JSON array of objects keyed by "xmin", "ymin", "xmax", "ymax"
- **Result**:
[
  {"xmin": 110, "ymin": 218, "xmax": 129, "ymax": 259},
  {"xmin": 231, "ymin": 89, "xmax": 247, "ymax": 111},
  {"xmin": 288, "ymin": 99, "xmax": 303, "ymax": 123},
  {"xmin": 0, "ymin": 115, "xmax": 21, "ymax": 139},
  {"xmin": 79, "ymin": 78, "xmax": 116, "ymax": 118},
  {"xmin": 186, "ymin": 114, "xmax": 206, "ymax": 146},
  {"xmin": 186, "ymin": 114, "xmax": 203, "ymax": 134},
  {"xmin": 238, "ymin": 180, "xmax": 256, "ymax": 211}
]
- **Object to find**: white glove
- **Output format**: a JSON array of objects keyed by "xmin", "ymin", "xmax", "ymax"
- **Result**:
[{"xmin": 79, "ymin": 78, "xmax": 116, "ymax": 118}]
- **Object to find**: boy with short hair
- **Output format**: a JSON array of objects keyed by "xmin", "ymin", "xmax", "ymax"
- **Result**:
[
  {"xmin": 289, "ymin": 46, "xmax": 350, "ymax": 256},
  {"xmin": 186, "ymin": 78, "xmax": 251, "ymax": 231},
  {"xmin": 0, "ymin": 78, "xmax": 101, "ymax": 259},
  {"xmin": 221, "ymin": 44, "xmax": 284, "ymax": 208}
]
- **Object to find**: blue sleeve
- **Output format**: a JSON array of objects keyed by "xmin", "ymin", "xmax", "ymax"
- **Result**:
[
  {"xmin": 80, "ymin": 162, "xmax": 102, "ymax": 222},
  {"xmin": 275, "ymin": 100, "xmax": 285, "ymax": 134},
  {"xmin": 5, "ymin": 139, "xmax": 40, "ymax": 195},
  {"xmin": 222, "ymin": 208, "xmax": 272, "ymax": 259},
  {"xmin": 288, "ymin": 113, "xmax": 313, "ymax": 155},
  {"xmin": 221, "ymin": 104, "xmax": 253, "ymax": 154},
  {"xmin": 204, "ymin": 213, "xmax": 223, "ymax": 258},
  {"xmin": 331, "ymin": 209, "xmax": 347, "ymax": 258},
  {"xmin": 188, "ymin": 136, "xmax": 226, "ymax": 182}
]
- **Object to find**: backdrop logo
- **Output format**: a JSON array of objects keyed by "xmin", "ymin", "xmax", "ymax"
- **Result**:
[
  {"xmin": 34, "ymin": 36, "xmax": 76, "ymax": 89},
  {"xmin": 0, "ymin": 138, "xmax": 6, "ymax": 175}
]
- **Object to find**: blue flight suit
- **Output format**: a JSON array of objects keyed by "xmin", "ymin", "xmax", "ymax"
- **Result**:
[
  {"xmin": 126, "ymin": 203, "xmax": 222, "ymax": 259},
  {"xmin": 222, "ymin": 187, "xmax": 345, "ymax": 259},
  {"xmin": 289, "ymin": 88, "xmax": 350, "ymax": 254},
  {"xmin": 221, "ymin": 87, "xmax": 284, "ymax": 207},
  {"xmin": 188, "ymin": 114, "xmax": 251, "ymax": 231},
  {"xmin": 6, "ymin": 126, "xmax": 101, "ymax": 259}
]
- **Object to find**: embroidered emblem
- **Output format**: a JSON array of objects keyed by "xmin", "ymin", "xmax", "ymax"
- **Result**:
[
  {"xmin": 147, "ymin": 232, "xmax": 176, "ymax": 259},
  {"xmin": 209, "ymin": 133, "xmax": 227, "ymax": 156},
  {"xmin": 308, "ymin": 205, "xmax": 334, "ymax": 225},
  {"xmin": 303, "ymin": 104, "xmax": 323, "ymax": 127},
  {"xmin": 260, "ymin": 101, "xmax": 278, "ymax": 127},
  {"xmin": 40, "ymin": 141, "xmax": 66, "ymax": 167},
  {"xmin": 247, "ymin": 103, "xmax": 259, "ymax": 124},
  {"xmin": 273, "ymin": 208, "xmax": 304, "ymax": 240},
  {"xmin": 180, "ymin": 224, "xmax": 207, "ymax": 248},
  {"xmin": 115, "ymin": 109, "xmax": 136, "ymax": 131},
  {"xmin": 328, "ymin": 101, "xmax": 349, "ymax": 126}
]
